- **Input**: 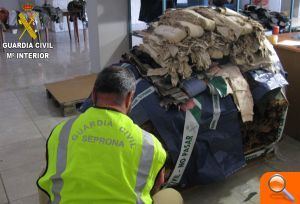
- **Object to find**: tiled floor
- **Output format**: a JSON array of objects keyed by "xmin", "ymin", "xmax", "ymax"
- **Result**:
[
  {"xmin": 0, "ymin": 31, "xmax": 300, "ymax": 204},
  {"xmin": 0, "ymin": 31, "xmax": 90, "ymax": 204}
]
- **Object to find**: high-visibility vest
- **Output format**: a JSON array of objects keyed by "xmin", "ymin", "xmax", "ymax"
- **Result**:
[{"xmin": 37, "ymin": 107, "xmax": 166, "ymax": 204}]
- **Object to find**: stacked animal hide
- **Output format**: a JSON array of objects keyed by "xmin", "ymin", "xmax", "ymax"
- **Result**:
[
  {"xmin": 136, "ymin": 7, "xmax": 272, "ymax": 87},
  {"xmin": 123, "ymin": 6, "xmax": 287, "ymax": 125}
]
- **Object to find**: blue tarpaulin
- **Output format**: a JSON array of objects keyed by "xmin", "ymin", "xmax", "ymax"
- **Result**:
[
  {"xmin": 128, "ymin": 63, "xmax": 246, "ymax": 187},
  {"xmin": 79, "ymin": 62, "xmax": 288, "ymax": 188}
]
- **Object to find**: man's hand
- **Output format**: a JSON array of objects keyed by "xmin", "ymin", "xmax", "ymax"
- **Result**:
[{"xmin": 152, "ymin": 168, "xmax": 165, "ymax": 194}]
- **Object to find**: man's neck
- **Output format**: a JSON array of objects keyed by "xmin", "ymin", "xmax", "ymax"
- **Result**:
[
  {"xmin": 95, "ymin": 104, "xmax": 126, "ymax": 114},
  {"xmin": 94, "ymin": 93, "xmax": 128, "ymax": 114}
]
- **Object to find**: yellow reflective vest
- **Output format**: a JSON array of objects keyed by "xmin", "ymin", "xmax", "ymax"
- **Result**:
[{"xmin": 37, "ymin": 107, "xmax": 166, "ymax": 204}]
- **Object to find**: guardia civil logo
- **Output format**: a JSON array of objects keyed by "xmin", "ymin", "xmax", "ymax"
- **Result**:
[{"xmin": 18, "ymin": 3, "xmax": 37, "ymax": 41}]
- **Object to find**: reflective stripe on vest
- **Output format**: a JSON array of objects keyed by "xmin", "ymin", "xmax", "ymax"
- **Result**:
[
  {"xmin": 135, "ymin": 130, "xmax": 154, "ymax": 204},
  {"xmin": 51, "ymin": 117, "xmax": 78, "ymax": 204}
]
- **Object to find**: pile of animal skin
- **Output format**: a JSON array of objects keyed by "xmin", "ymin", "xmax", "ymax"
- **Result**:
[{"xmin": 123, "ymin": 6, "xmax": 289, "ymax": 152}]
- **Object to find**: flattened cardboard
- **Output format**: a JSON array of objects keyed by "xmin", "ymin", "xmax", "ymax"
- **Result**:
[{"xmin": 45, "ymin": 74, "xmax": 97, "ymax": 105}]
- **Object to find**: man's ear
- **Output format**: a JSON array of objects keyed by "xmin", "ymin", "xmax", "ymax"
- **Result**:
[
  {"xmin": 125, "ymin": 91, "xmax": 135, "ymax": 109},
  {"xmin": 92, "ymin": 89, "xmax": 96, "ymax": 105}
]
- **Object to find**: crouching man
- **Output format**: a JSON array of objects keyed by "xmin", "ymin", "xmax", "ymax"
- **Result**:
[{"xmin": 37, "ymin": 66, "xmax": 183, "ymax": 204}]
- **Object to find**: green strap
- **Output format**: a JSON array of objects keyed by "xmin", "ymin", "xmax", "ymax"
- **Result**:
[{"xmin": 166, "ymin": 97, "xmax": 202, "ymax": 187}]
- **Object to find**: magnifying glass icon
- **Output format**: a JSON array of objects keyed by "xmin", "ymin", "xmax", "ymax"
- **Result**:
[{"xmin": 268, "ymin": 174, "xmax": 295, "ymax": 203}]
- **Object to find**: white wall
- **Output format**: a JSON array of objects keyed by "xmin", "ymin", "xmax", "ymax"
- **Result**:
[
  {"xmin": 130, "ymin": 0, "xmax": 146, "ymax": 30},
  {"xmin": 131, "ymin": 0, "xmax": 140, "ymax": 25},
  {"xmin": 281, "ymin": 0, "xmax": 300, "ymax": 17},
  {"xmin": 240, "ymin": 0, "xmax": 250, "ymax": 9},
  {"xmin": 0, "ymin": 0, "xmax": 20, "ymax": 10},
  {"xmin": 268, "ymin": 0, "xmax": 282, "ymax": 12},
  {"xmin": 87, "ymin": 0, "xmax": 130, "ymax": 72},
  {"xmin": 49, "ymin": 0, "xmax": 84, "ymax": 32},
  {"xmin": 290, "ymin": 0, "xmax": 300, "ymax": 17},
  {"xmin": 281, "ymin": 0, "xmax": 291, "ymax": 13}
]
